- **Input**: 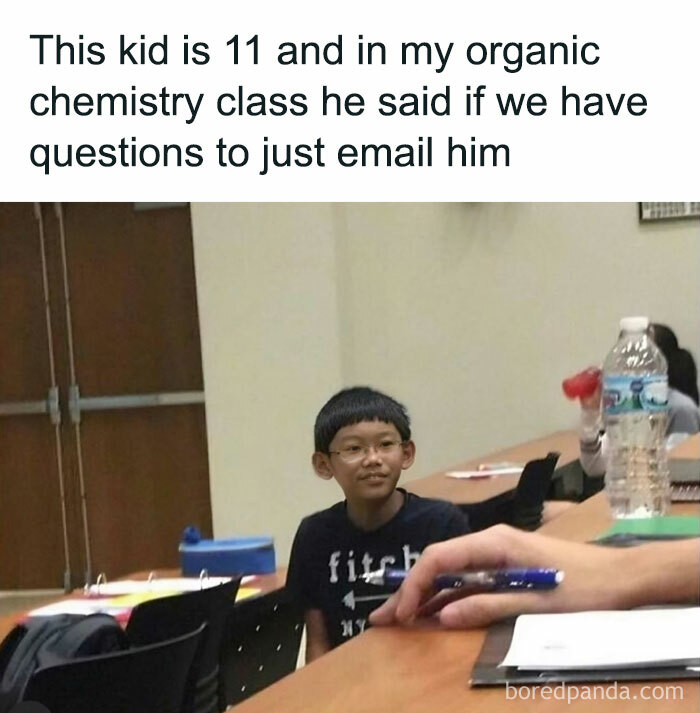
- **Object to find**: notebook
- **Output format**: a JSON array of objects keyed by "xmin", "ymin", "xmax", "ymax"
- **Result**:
[
  {"xmin": 595, "ymin": 515, "xmax": 700, "ymax": 546},
  {"xmin": 501, "ymin": 608, "xmax": 700, "ymax": 670},
  {"xmin": 471, "ymin": 609, "xmax": 700, "ymax": 686}
]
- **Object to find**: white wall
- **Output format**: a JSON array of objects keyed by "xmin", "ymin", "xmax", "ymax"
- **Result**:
[
  {"xmin": 190, "ymin": 204, "xmax": 345, "ymax": 558},
  {"xmin": 191, "ymin": 203, "xmax": 700, "ymax": 561}
]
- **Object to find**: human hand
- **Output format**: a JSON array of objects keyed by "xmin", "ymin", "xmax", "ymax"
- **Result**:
[
  {"xmin": 369, "ymin": 525, "xmax": 633, "ymax": 630},
  {"xmin": 580, "ymin": 383, "xmax": 602, "ymax": 411}
]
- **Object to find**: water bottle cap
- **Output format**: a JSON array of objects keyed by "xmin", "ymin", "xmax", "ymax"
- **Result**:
[{"xmin": 619, "ymin": 316, "xmax": 649, "ymax": 333}]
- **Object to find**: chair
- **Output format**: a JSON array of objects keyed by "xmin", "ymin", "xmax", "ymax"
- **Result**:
[
  {"xmin": 510, "ymin": 451, "xmax": 560, "ymax": 530},
  {"xmin": 126, "ymin": 578, "xmax": 241, "ymax": 713},
  {"xmin": 548, "ymin": 458, "xmax": 605, "ymax": 502},
  {"xmin": 22, "ymin": 624, "xmax": 205, "ymax": 713},
  {"xmin": 220, "ymin": 587, "xmax": 303, "ymax": 706},
  {"xmin": 459, "ymin": 452, "xmax": 561, "ymax": 531}
]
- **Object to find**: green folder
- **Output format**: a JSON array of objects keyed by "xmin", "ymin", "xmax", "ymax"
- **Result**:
[{"xmin": 598, "ymin": 516, "xmax": 700, "ymax": 541}]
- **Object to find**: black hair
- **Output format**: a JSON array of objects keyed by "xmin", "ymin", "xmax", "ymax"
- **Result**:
[
  {"xmin": 650, "ymin": 323, "xmax": 679, "ymax": 358},
  {"xmin": 670, "ymin": 349, "xmax": 700, "ymax": 405},
  {"xmin": 651, "ymin": 323, "xmax": 700, "ymax": 405},
  {"xmin": 314, "ymin": 386, "xmax": 411, "ymax": 453}
]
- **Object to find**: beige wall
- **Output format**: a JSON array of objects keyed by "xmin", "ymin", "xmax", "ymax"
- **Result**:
[
  {"xmin": 190, "ymin": 204, "xmax": 344, "ymax": 559},
  {"xmin": 191, "ymin": 203, "xmax": 700, "ymax": 561}
]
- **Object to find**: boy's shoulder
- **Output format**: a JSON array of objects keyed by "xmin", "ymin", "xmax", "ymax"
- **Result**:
[
  {"xmin": 296, "ymin": 500, "xmax": 348, "ymax": 532},
  {"xmin": 400, "ymin": 488, "xmax": 459, "ymax": 513},
  {"xmin": 298, "ymin": 491, "xmax": 461, "ymax": 524},
  {"xmin": 292, "ymin": 491, "xmax": 469, "ymax": 549},
  {"xmin": 402, "ymin": 491, "xmax": 465, "ymax": 519}
]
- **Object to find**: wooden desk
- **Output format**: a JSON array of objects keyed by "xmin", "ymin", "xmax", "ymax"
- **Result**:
[
  {"xmin": 232, "ymin": 437, "xmax": 700, "ymax": 713},
  {"xmin": 407, "ymin": 430, "xmax": 580, "ymax": 504},
  {"xmin": 407, "ymin": 431, "xmax": 699, "ymax": 504},
  {"xmin": 668, "ymin": 433, "xmax": 700, "ymax": 460}
]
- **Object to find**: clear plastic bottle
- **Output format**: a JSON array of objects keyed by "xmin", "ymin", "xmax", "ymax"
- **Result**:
[{"xmin": 602, "ymin": 316, "xmax": 670, "ymax": 518}]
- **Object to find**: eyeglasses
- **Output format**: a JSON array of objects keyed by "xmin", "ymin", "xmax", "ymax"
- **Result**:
[{"xmin": 327, "ymin": 440, "xmax": 407, "ymax": 464}]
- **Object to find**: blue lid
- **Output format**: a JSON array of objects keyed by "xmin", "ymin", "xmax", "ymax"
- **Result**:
[{"xmin": 181, "ymin": 525, "xmax": 202, "ymax": 544}]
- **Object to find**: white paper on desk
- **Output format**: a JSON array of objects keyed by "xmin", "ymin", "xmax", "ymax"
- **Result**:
[
  {"xmin": 84, "ymin": 575, "xmax": 253, "ymax": 596},
  {"xmin": 501, "ymin": 608, "xmax": 700, "ymax": 670},
  {"xmin": 28, "ymin": 600, "xmax": 131, "ymax": 618},
  {"xmin": 446, "ymin": 467, "xmax": 523, "ymax": 479}
]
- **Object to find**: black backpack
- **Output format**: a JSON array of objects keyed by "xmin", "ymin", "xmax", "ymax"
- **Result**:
[{"xmin": 0, "ymin": 613, "xmax": 129, "ymax": 713}]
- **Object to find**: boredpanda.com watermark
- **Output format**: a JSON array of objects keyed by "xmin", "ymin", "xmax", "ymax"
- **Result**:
[{"xmin": 505, "ymin": 682, "xmax": 684, "ymax": 704}]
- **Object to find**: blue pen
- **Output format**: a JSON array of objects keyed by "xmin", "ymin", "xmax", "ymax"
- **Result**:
[{"xmin": 360, "ymin": 567, "xmax": 563, "ymax": 591}]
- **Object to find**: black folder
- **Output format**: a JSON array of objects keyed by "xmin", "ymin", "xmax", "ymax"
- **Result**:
[{"xmin": 470, "ymin": 617, "xmax": 700, "ymax": 687}]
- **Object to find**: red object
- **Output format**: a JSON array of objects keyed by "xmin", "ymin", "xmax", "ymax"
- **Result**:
[{"xmin": 562, "ymin": 367, "xmax": 601, "ymax": 400}]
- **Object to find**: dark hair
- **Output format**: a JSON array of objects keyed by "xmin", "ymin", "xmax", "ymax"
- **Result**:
[
  {"xmin": 650, "ymin": 323, "xmax": 679, "ymax": 358},
  {"xmin": 314, "ymin": 386, "xmax": 411, "ymax": 453},
  {"xmin": 651, "ymin": 323, "xmax": 700, "ymax": 405}
]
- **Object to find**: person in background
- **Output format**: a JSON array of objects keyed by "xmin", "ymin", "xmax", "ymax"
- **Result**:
[
  {"xmin": 579, "ymin": 323, "xmax": 700, "ymax": 477},
  {"xmin": 652, "ymin": 323, "xmax": 699, "ymax": 406},
  {"xmin": 369, "ymin": 525, "xmax": 700, "ymax": 629}
]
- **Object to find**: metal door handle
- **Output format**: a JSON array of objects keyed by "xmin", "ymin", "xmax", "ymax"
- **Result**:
[
  {"xmin": 0, "ymin": 386, "xmax": 61, "ymax": 424},
  {"xmin": 67, "ymin": 385, "xmax": 204, "ymax": 423}
]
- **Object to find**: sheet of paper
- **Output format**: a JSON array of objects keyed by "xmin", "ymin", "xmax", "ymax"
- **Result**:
[
  {"xmin": 236, "ymin": 587, "xmax": 261, "ymax": 601},
  {"xmin": 446, "ymin": 467, "xmax": 523, "ymax": 479},
  {"xmin": 84, "ymin": 575, "xmax": 252, "ymax": 596},
  {"xmin": 28, "ymin": 599, "xmax": 131, "ymax": 618},
  {"xmin": 501, "ymin": 608, "xmax": 700, "ymax": 670}
]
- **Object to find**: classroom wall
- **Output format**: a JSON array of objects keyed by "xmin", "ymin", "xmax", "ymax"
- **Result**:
[
  {"xmin": 190, "ymin": 204, "xmax": 344, "ymax": 554},
  {"xmin": 191, "ymin": 203, "xmax": 700, "ymax": 561}
]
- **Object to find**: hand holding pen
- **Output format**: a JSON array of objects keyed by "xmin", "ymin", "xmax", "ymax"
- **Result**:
[{"xmin": 368, "ymin": 525, "xmax": 644, "ymax": 630}]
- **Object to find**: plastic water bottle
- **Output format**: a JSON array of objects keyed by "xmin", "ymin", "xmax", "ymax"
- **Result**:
[{"xmin": 602, "ymin": 316, "xmax": 670, "ymax": 518}]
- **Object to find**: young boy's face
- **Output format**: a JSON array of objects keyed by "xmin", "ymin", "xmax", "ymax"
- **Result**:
[{"xmin": 312, "ymin": 420, "xmax": 415, "ymax": 503}]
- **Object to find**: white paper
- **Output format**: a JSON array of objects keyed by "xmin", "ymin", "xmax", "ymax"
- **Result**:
[
  {"xmin": 84, "ymin": 575, "xmax": 251, "ymax": 596},
  {"xmin": 501, "ymin": 608, "xmax": 700, "ymax": 670},
  {"xmin": 28, "ymin": 600, "xmax": 131, "ymax": 618},
  {"xmin": 446, "ymin": 467, "xmax": 523, "ymax": 479}
]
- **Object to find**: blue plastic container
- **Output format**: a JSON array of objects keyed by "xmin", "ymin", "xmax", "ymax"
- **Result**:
[{"xmin": 179, "ymin": 526, "xmax": 276, "ymax": 576}]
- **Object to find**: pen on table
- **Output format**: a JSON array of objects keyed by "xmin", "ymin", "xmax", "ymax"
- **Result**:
[{"xmin": 360, "ymin": 567, "xmax": 564, "ymax": 591}]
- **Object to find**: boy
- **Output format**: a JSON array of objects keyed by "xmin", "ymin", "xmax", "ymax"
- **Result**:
[{"xmin": 286, "ymin": 386, "xmax": 471, "ymax": 662}]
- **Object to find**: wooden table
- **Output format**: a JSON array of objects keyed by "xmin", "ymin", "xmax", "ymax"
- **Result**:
[
  {"xmin": 406, "ymin": 430, "xmax": 581, "ymax": 503},
  {"xmin": 407, "ymin": 431, "xmax": 699, "ymax": 504},
  {"xmin": 231, "ymin": 436, "xmax": 700, "ymax": 713}
]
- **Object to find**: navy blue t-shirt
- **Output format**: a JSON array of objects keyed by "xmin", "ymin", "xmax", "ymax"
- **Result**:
[{"xmin": 286, "ymin": 489, "xmax": 470, "ymax": 648}]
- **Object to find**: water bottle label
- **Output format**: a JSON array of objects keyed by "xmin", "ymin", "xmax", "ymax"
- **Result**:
[{"xmin": 603, "ymin": 375, "xmax": 669, "ymax": 414}]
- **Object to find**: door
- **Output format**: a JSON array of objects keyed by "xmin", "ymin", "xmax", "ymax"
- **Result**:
[
  {"xmin": 0, "ymin": 202, "xmax": 213, "ymax": 589},
  {"xmin": 0, "ymin": 203, "xmax": 68, "ymax": 589}
]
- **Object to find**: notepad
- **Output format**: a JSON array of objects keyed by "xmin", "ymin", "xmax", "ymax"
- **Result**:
[{"xmin": 501, "ymin": 608, "xmax": 700, "ymax": 670}]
